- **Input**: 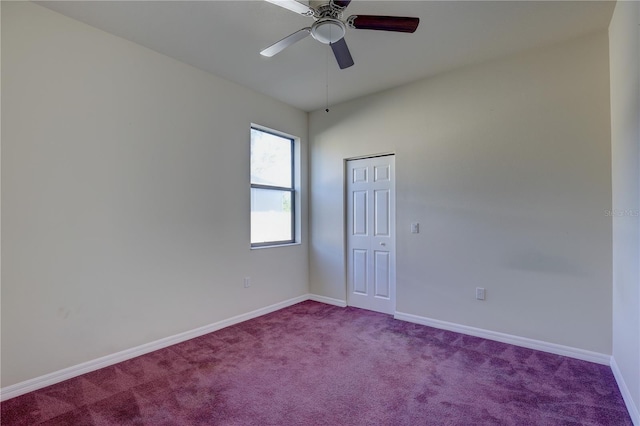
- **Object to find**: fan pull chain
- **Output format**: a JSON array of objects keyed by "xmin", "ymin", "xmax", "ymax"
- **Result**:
[{"xmin": 325, "ymin": 44, "xmax": 330, "ymax": 113}]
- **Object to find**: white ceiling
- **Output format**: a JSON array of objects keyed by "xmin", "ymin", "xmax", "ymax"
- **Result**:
[{"xmin": 38, "ymin": 0, "xmax": 615, "ymax": 112}]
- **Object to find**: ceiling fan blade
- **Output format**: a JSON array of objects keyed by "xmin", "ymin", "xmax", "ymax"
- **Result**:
[
  {"xmin": 348, "ymin": 15, "xmax": 420, "ymax": 33},
  {"xmin": 330, "ymin": 0, "xmax": 352, "ymax": 9},
  {"xmin": 331, "ymin": 37, "xmax": 354, "ymax": 69},
  {"xmin": 260, "ymin": 28, "xmax": 312, "ymax": 57},
  {"xmin": 264, "ymin": 0, "xmax": 315, "ymax": 17}
]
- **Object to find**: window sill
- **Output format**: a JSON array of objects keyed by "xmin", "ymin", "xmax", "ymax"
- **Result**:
[{"xmin": 250, "ymin": 242, "xmax": 301, "ymax": 250}]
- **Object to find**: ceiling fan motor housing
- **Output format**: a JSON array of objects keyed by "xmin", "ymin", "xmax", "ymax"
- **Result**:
[{"xmin": 311, "ymin": 18, "xmax": 346, "ymax": 44}]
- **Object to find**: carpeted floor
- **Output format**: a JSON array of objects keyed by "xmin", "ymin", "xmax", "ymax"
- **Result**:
[{"xmin": 1, "ymin": 301, "xmax": 633, "ymax": 425}]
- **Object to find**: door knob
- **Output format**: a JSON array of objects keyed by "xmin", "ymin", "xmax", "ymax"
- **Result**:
[{"xmin": 380, "ymin": 242, "xmax": 386, "ymax": 246}]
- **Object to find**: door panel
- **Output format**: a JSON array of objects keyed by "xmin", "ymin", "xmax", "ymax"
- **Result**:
[
  {"xmin": 374, "ymin": 251, "xmax": 390, "ymax": 298},
  {"xmin": 374, "ymin": 164, "xmax": 390, "ymax": 182},
  {"xmin": 353, "ymin": 249, "xmax": 368, "ymax": 295},
  {"xmin": 353, "ymin": 166, "xmax": 368, "ymax": 183},
  {"xmin": 353, "ymin": 191, "xmax": 368, "ymax": 236},
  {"xmin": 346, "ymin": 155, "xmax": 395, "ymax": 314},
  {"xmin": 374, "ymin": 189, "xmax": 390, "ymax": 237}
]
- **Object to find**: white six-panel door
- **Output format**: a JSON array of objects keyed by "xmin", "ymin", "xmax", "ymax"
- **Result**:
[{"xmin": 346, "ymin": 155, "xmax": 396, "ymax": 315}]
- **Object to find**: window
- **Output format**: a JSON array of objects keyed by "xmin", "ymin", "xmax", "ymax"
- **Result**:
[{"xmin": 250, "ymin": 127, "xmax": 295, "ymax": 247}]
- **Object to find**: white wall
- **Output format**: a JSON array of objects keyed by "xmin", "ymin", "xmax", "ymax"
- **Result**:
[
  {"xmin": 310, "ymin": 32, "xmax": 612, "ymax": 354},
  {"xmin": 1, "ymin": 2, "xmax": 308, "ymax": 387},
  {"xmin": 610, "ymin": 0, "xmax": 640, "ymax": 421}
]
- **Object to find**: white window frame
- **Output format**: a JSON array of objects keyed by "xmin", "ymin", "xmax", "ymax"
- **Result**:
[{"xmin": 250, "ymin": 125, "xmax": 299, "ymax": 248}]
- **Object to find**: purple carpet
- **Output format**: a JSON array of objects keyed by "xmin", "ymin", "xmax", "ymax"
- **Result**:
[{"xmin": 1, "ymin": 301, "xmax": 632, "ymax": 425}]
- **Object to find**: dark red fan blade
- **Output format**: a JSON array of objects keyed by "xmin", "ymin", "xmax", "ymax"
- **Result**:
[
  {"xmin": 331, "ymin": 0, "xmax": 352, "ymax": 8},
  {"xmin": 331, "ymin": 38, "xmax": 354, "ymax": 69},
  {"xmin": 350, "ymin": 15, "xmax": 419, "ymax": 33}
]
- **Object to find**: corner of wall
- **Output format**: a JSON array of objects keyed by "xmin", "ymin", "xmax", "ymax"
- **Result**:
[{"xmin": 611, "ymin": 357, "xmax": 640, "ymax": 425}]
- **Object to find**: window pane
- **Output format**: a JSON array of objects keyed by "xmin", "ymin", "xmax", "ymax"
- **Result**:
[
  {"xmin": 251, "ymin": 188, "xmax": 292, "ymax": 244},
  {"xmin": 251, "ymin": 129, "xmax": 292, "ymax": 188}
]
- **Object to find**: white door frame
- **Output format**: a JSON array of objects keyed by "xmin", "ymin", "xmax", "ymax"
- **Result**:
[{"xmin": 344, "ymin": 153, "xmax": 396, "ymax": 314}]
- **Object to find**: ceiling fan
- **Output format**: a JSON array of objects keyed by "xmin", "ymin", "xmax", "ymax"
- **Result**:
[{"xmin": 261, "ymin": 0, "xmax": 420, "ymax": 69}]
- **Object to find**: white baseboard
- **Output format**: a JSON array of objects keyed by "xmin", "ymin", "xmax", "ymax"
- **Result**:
[
  {"xmin": 3, "ymin": 297, "xmax": 620, "ymax": 408},
  {"xmin": 308, "ymin": 294, "xmax": 347, "ymax": 307},
  {"xmin": 0, "ymin": 295, "xmax": 309, "ymax": 402},
  {"xmin": 611, "ymin": 356, "xmax": 640, "ymax": 426},
  {"xmin": 394, "ymin": 311, "xmax": 611, "ymax": 365}
]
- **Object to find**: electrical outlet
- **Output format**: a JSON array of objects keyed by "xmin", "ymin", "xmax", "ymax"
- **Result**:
[
  {"xmin": 244, "ymin": 277, "xmax": 251, "ymax": 288},
  {"xmin": 411, "ymin": 222, "xmax": 420, "ymax": 234},
  {"xmin": 476, "ymin": 287, "xmax": 486, "ymax": 300}
]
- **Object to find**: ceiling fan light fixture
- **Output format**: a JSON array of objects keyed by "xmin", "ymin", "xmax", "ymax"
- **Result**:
[{"xmin": 311, "ymin": 19, "xmax": 346, "ymax": 44}]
